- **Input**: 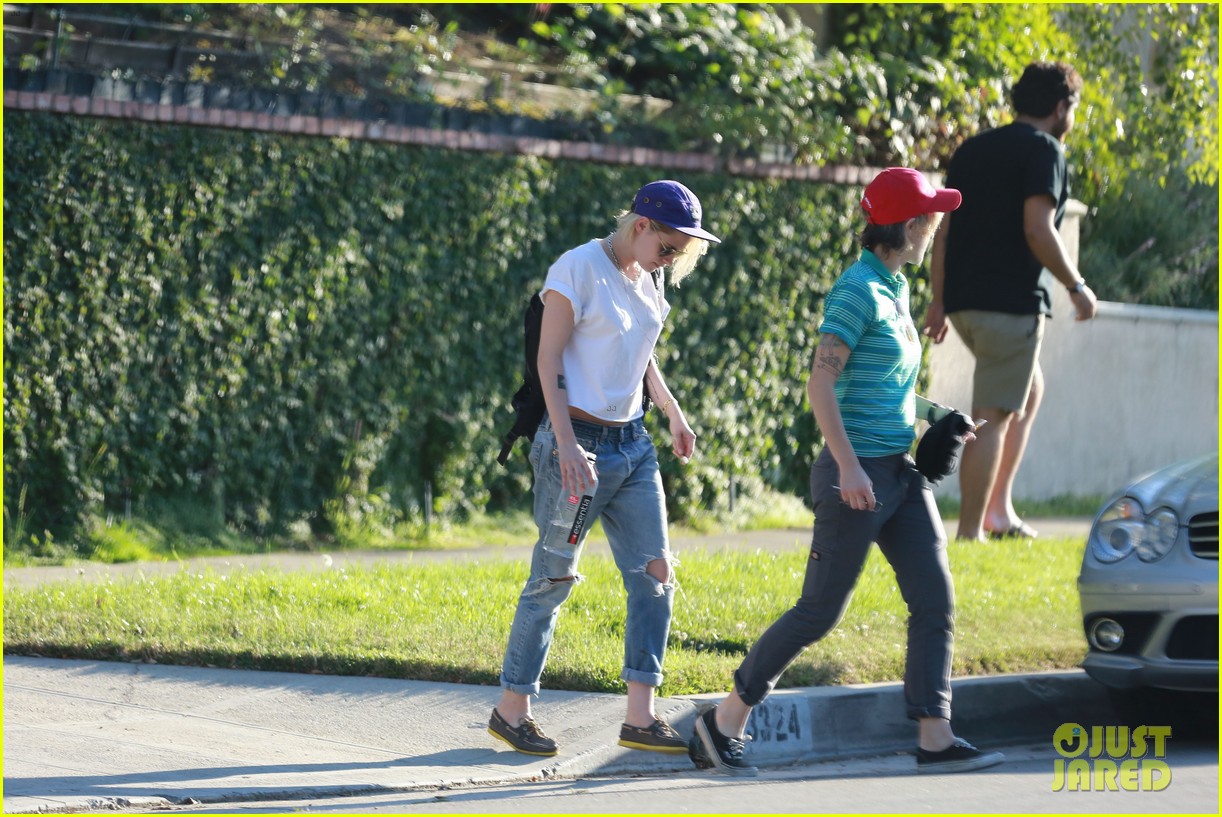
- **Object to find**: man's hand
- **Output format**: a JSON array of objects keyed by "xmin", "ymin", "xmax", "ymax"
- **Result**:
[
  {"xmin": 1070, "ymin": 284, "xmax": 1098, "ymax": 321},
  {"xmin": 923, "ymin": 300, "xmax": 949, "ymax": 343}
]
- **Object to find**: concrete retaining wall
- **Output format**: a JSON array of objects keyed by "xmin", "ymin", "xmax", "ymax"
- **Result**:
[{"xmin": 925, "ymin": 203, "xmax": 1219, "ymax": 501}]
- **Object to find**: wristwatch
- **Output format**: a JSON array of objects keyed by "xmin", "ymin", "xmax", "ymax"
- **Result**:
[{"xmin": 1068, "ymin": 280, "xmax": 1088, "ymax": 295}]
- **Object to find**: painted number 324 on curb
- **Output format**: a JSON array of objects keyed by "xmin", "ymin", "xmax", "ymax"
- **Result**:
[{"xmin": 747, "ymin": 701, "xmax": 803, "ymax": 745}]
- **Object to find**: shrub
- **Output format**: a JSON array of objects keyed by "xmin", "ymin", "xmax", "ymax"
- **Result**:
[
  {"xmin": 1079, "ymin": 170, "xmax": 1219, "ymax": 310},
  {"xmin": 4, "ymin": 112, "xmax": 890, "ymax": 550}
]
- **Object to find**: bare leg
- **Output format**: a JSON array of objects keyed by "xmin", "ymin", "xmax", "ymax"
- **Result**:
[
  {"xmin": 714, "ymin": 689, "xmax": 754, "ymax": 739},
  {"xmin": 956, "ymin": 407, "xmax": 1013, "ymax": 541},
  {"xmin": 985, "ymin": 363, "xmax": 1044, "ymax": 532},
  {"xmin": 919, "ymin": 716, "xmax": 957, "ymax": 751},
  {"xmin": 496, "ymin": 690, "xmax": 532, "ymax": 725},
  {"xmin": 625, "ymin": 681, "xmax": 659, "ymax": 727}
]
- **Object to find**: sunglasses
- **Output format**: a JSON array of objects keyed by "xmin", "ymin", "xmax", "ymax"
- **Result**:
[
  {"xmin": 650, "ymin": 221, "xmax": 687, "ymax": 259},
  {"xmin": 830, "ymin": 486, "xmax": 884, "ymax": 513}
]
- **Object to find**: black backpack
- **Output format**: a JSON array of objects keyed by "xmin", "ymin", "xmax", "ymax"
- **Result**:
[
  {"xmin": 497, "ymin": 270, "xmax": 661, "ymax": 466},
  {"xmin": 497, "ymin": 292, "xmax": 549, "ymax": 466}
]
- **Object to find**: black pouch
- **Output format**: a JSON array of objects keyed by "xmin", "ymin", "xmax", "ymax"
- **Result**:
[{"xmin": 915, "ymin": 410, "xmax": 974, "ymax": 484}]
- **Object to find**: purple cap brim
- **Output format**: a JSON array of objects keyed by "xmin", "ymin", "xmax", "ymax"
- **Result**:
[{"xmin": 659, "ymin": 220, "xmax": 722, "ymax": 244}]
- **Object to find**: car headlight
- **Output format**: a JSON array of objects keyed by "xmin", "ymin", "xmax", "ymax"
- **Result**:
[
  {"xmin": 1092, "ymin": 497, "xmax": 1144, "ymax": 562},
  {"xmin": 1135, "ymin": 507, "xmax": 1180, "ymax": 562},
  {"xmin": 1091, "ymin": 498, "xmax": 1181, "ymax": 563}
]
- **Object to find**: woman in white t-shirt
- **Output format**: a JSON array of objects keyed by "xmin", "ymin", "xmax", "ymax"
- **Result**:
[{"xmin": 489, "ymin": 181, "xmax": 721, "ymax": 757}]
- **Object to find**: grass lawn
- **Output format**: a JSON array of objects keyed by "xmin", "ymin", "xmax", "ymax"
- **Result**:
[{"xmin": 2, "ymin": 534, "xmax": 1088, "ymax": 695}]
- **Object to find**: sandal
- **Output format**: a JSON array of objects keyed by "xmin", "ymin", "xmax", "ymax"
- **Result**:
[{"xmin": 986, "ymin": 521, "xmax": 1039, "ymax": 540}]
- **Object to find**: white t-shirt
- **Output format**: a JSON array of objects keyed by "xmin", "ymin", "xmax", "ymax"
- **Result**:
[{"xmin": 541, "ymin": 239, "xmax": 671, "ymax": 423}]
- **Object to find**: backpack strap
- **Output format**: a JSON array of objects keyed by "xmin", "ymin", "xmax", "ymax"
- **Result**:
[
  {"xmin": 498, "ymin": 293, "xmax": 549, "ymax": 466},
  {"xmin": 641, "ymin": 268, "xmax": 664, "ymax": 412},
  {"xmin": 497, "ymin": 434, "xmax": 517, "ymax": 466}
]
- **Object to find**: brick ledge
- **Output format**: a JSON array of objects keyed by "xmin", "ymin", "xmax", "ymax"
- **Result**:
[{"xmin": 5, "ymin": 89, "xmax": 889, "ymax": 185}]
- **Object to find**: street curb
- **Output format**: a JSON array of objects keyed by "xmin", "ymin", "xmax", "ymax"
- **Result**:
[
  {"xmin": 2, "ymin": 796, "xmax": 178, "ymax": 814},
  {"xmin": 1, "ymin": 667, "xmax": 1114, "ymax": 813},
  {"xmin": 538, "ymin": 669, "xmax": 1115, "ymax": 780}
]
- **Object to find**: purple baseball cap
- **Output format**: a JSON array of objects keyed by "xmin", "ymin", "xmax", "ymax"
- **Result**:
[{"xmin": 632, "ymin": 180, "xmax": 721, "ymax": 244}]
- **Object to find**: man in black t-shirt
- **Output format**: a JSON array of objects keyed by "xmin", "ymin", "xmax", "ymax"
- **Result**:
[{"xmin": 923, "ymin": 62, "xmax": 1098, "ymax": 542}]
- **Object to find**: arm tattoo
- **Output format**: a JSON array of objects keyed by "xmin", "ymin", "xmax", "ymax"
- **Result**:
[
  {"xmin": 815, "ymin": 334, "xmax": 846, "ymax": 378},
  {"xmin": 557, "ymin": 374, "xmax": 567, "ymax": 390}
]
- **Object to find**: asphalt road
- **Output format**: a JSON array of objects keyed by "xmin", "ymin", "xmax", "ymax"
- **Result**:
[{"xmin": 163, "ymin": 738, "xmax": 1219, "ymax": 814}]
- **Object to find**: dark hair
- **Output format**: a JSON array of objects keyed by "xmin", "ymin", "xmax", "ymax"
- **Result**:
[
  {"xmin": 1011, "ymin": 61, "xmax": 1083, "ymax": 118},
  {"xmin": 858, "ymin": 222, "xmax": 908, "ymax": 253},
  {"xmin": 858, "ymin": 213, "xmax": 941, "ymax": 253}
]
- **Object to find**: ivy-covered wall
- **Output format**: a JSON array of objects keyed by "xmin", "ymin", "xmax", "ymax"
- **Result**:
[{"xmin": 4, "ymin": 112, "xmax": 921, "ymax": 542}]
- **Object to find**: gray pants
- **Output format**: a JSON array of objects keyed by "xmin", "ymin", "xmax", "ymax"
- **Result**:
[{"xmin": 733, "ymin": 447, "xmax": 955, "ymax": 721}]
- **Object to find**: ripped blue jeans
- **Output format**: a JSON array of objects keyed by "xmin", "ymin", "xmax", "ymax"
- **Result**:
[{"xmin": 499, "ymin": 415, "xmax": 674, "ymax": 696}]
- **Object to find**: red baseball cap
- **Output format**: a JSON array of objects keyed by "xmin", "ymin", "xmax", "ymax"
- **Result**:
[{"xmin": 861, "ymin": 167, "xmax": 961, "ymax": 226}]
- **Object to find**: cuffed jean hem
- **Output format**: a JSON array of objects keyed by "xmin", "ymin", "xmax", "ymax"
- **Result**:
[
  {"xmin": 620, "ymin": 668, "xmax": 664, "ymax": 688},
  {"xmin": 906, "ymin": 703, "xmax": 953, "ymax": 722},
  {"xmin": 731, "ymin": 673, "xmax": 770, "ymax": 708},
  {"xmin": 499, "ymin": 675, "xmax": 541, "ymax": 697}
]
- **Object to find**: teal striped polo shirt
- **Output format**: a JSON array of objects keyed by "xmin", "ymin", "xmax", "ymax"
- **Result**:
[{"xmin": 818, "ymin": 249, "xmax": 921, "ymax": 457}]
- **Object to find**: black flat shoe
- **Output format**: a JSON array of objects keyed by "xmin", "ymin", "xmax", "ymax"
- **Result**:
[
  {"xmin": 488, "ymin": 708, "xmax": 558, "ymax": 756},
  {"xmin": 916, "ymin": 738, "xmax": 1005, "ymax": 774},
  {"xmin": 692, "ymin": 707, "xmax": 758, "ymax": 776}
]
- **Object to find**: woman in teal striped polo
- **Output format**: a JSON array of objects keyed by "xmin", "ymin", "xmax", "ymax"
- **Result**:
[{"xmin": 690, "ymin": 168, "xmax": 1005, "ymax": 777}]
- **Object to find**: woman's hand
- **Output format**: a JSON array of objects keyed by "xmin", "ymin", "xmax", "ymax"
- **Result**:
[
  {"xmin": 667, "ymin": 405, "xmax": 696, "ymax": 465},
  {"xmin": 557, "ymin": 439, "xmax": 596, "ymax": 496},
  {"xmin": 837, "ymin": 460, "xmax": 876, "ymax": 511}
]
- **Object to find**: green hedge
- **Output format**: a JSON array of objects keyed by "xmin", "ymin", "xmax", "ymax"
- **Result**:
[{"xmin": 4, "ymin": 112, "xmax": 926, "ymax": 547}]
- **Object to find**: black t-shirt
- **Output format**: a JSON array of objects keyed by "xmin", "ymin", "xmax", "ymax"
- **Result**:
[{"xmin": 943, "ymin": 122, "xmax": 1069, "ymax": 316}]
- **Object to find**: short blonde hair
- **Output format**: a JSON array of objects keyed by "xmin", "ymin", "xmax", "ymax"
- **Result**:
[{"xmin": 612, "ymin": 212, "xmax": 709, "ymax": 286}]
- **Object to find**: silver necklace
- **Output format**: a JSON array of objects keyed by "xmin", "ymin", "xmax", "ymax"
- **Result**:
[{"xmin": 605, "ymin": 235, "xmax": 639, "ymax": 283}]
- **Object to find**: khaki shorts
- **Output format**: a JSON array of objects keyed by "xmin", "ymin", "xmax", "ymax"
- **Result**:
[{"xmin": 949, "ymin": 310, "xmax": 1044, "ymax": 414}]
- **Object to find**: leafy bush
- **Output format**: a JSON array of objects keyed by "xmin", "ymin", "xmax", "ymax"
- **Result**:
[
  {"xmin": 519, "ymin": 5, "xmax": 834, "ymax": 159},
  {"xmin": 4, "ymin": 112, "xmax": 888, "ymax": 551},
  {"xmin": 510, "ymin": 4, "xmax": 1005, "ymax": 168},
  {"xmin": 1079, "ymin": 170, "xmax": 1219, "ymax": 310},
  {"xmin": 14, "ymin": 4, "xmax": 1215, "ymax": 205}
]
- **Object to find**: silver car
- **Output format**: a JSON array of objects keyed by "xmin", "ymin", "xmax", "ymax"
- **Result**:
[{"xmin": 1078, "ymin": 454, "xmax": 1218, "ymax": 694}]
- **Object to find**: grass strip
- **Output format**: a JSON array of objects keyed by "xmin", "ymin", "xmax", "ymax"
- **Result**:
[{"xmin": 3, "ymin": 537, "xmax": 1087, "ymax": 695}]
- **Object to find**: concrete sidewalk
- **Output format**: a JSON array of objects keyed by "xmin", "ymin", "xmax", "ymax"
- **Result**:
[
  {"xmin": 2, "ymin": 657, "xmax": 1119, "ymax": 814},
  {"xmin": 3, "ymin": 519, "xmax": 1099, "ymax": 813}
]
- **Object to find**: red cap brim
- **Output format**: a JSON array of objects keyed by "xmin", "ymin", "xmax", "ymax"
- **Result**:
[{"xmin": 930, "ymin": 188, "xmax": 963, "ymax": 213}]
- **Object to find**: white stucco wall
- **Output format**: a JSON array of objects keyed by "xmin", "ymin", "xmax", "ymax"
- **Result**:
[{"xmin": 924, "ymin": 202, "xmax": 1220, "ymax": 501}]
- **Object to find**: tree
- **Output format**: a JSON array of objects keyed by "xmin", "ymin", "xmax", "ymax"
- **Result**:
[
  {"xmin": 829, "ymin": 3, "xmax": 1218, "ymax": 200},
  {"xmin": 824, "ymin": 2, "xmax": 1218, "ymax": 308},
  {"xmin": 1060, "ymin": 3, "xmax": 1218, "ymax": 193}
]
